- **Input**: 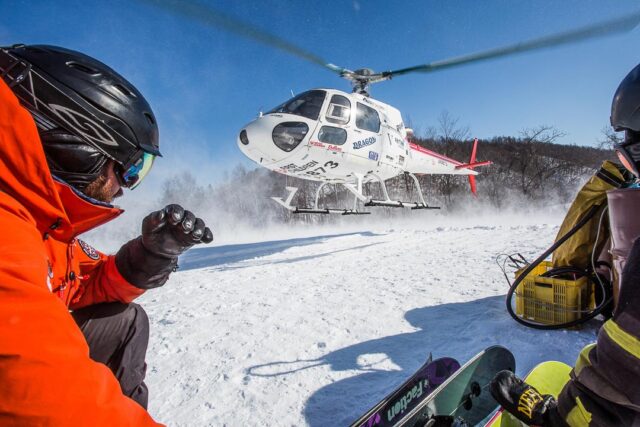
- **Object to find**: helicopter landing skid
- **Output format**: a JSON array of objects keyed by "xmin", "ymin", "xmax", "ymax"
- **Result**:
[
  {"xmin": 291, "ymin": 208, "xmax": 370, "ymax": 215},
  {"xmin": 271, "ymin": 172, "xmax": 439, "ymax": 214},
  {"xmin": 365, "ymin": 200, "xmax": 441, "ymax": 209},
  {"xmin": 271, "ymin": 186, "xmax": 371, "ymax": 215},
  {"xmin": 362, "ymin": 172, "xmax": 440, "ymax": 210}
]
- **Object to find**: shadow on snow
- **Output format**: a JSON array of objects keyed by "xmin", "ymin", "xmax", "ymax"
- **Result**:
[
  {"xmin": 246, "ymin": 296, "xmax": 598, "ymax": 427},
  {"xmin": 178, "ymin": 231, "xmax": 383, "ymax": 271}
]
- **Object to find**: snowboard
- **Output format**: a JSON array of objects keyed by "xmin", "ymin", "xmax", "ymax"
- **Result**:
[
  {"xmin": 350, "ymin": 356, "xmax": 461, "ymax": 427},
  {"xmin": 394, "ymin": 345, "xmax": 515, "ymax": 427},
  {"xmin": 482, "ymin": 361, "xmax": 572, "ymax": 427}
]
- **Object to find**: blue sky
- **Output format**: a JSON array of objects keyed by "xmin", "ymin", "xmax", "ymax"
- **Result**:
[{"xmin": 1, "ymin": 0, "xmax": 639, "ymax": 194}]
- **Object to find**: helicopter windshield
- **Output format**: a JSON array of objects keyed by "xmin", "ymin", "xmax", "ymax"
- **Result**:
[{"xmin": 267, "ymin": 90, "xmax": 326, "ymax": 121}]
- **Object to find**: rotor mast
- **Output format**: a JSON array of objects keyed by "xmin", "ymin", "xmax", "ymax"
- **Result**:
[{"xmin": 340, "ymin": 68, "xmax": 391, "ymax": 96}]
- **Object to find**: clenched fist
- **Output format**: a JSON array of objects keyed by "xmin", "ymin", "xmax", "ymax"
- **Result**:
[
  {"xmin": 141, "ymin": 204, "xmax": 213, "ymax": 258},
  {"xmin": 115, "ymin": 204, "xmax": 213, "ymax": 289}
]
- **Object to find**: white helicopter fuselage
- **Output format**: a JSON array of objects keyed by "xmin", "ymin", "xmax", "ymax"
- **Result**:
[{"xmin": 237, "ymin": 89, "xmax": 478, "ymax": 186}]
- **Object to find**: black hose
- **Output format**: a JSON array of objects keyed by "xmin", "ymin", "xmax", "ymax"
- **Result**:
[{"xmin": 505, "ymin": 204, "xmax": 612, "ymax": 330}]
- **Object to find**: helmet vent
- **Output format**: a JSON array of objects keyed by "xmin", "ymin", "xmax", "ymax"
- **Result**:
[
  {"xmin": 144, "ymin": 112, "xmax": 155, "ymax": 125},
  {"xmin": 66, "ymin": 61, "xmax": 100, "ymax": 76},
  {"xmin": 113, "ymin": 83, "xmax": 136, "ymax": 99}
]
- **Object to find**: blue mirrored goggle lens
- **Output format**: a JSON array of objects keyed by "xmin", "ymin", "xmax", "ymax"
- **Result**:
[{"xmin": 122, "ymin": 152, "xmax": 156, "ymax": 189}]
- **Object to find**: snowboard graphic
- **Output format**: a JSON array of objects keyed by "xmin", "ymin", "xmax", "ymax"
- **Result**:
[
  {"xmin": 394, "ymin": 346, "xmax": 515, "ymax": 427},
  {"xmin": 482, "ymin": 360, "xmax": 572, "ymax": 427},
  {"xmin": 351, "ymin": 356, "xmax": 461, "ymax": 427}
]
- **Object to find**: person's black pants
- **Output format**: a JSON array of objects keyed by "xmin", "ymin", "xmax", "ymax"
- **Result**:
[{"xmin": 72, "ymin": 302, "xmax": 150, "ymax": 409}]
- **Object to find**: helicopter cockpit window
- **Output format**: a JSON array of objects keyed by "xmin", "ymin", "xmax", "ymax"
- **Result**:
[
  {"xmin": 267, "ymin": 90, "xmax": 326, "ymax": 121},
  {"xmin": 318, "ymin": 126, "xmax": 347, "ymax": 145},
  {"xmin": 356, "ymin": 102, "xmax": 380, "ymax": 133},
  {"xmin": 325, "ymin": 95, "xmax": 351, "ymax": 125}
]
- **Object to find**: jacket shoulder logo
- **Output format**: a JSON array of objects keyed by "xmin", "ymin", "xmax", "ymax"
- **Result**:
[{"xmin": 78, "ymin": 239, "xmax": 100, "ymax": 260}]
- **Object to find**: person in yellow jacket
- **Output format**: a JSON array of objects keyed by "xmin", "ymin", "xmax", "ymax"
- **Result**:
[{"xmin": 491, "ymin": 63, "xmax": 640, "ymax": 426}]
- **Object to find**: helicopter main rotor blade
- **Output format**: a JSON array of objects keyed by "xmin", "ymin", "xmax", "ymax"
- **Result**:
[
  {"xmin": 384, "ymin": 10, "xmax": 640, "ymax": 78},
  {"xmin": 140, "ymin": 0, "xmax": 347, "ymax": 75}
]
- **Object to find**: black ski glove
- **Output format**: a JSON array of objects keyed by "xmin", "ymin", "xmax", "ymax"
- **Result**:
[
  {"xmin": 490, "ymin": 370, "xmax": 563, "ymax": 427},
  {"xmin": 139, "ymin": 204, "xmax": 214, "ymax": 258},
  {"xmin": 115, "ymin": 204, "xmax": 213, "ymax": 289}
]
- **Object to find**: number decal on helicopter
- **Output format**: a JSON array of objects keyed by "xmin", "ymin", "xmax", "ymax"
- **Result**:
[
  {"xmin": 324, "ymin": 161, "xmax": 339, "ymax": 169},
  {"xmin": 304, "ymin": 161, "xmax": 341, "ymax": 176},
  {"xmin": 305, "ymin": 167, "xmax": 326, "ymax": 176}
]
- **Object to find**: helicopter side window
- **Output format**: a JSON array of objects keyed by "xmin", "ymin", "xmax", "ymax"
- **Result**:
[
  {"xmin": 318, "ymin": 126, "xmax": 347, "ymax": 145},
  {"xmin": 356, "ymin": 102, "xmax": 380, "ymax": 133},
  {"xmin": 325, "ymin": 95, "xmax": 351, "ymax": 125},
  {"xmin": 267, "ymin": 90, "xmax": 326, "ymax": 121}
]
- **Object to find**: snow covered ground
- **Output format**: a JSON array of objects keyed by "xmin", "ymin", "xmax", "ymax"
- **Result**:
[{"xmin": 134, "ymin": 211, "xmax": 599, "ymax": 426}]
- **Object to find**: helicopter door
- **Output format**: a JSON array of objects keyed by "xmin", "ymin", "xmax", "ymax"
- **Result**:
[
  {"xmin": 304, "ymin": 94, "xmax": 352, "ymax": 180},
  {"xmin": 349, "ymin": 101, "xmax": 382, "ymax": 165}
]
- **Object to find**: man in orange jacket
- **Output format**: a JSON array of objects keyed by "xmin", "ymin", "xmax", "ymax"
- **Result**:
[{"xmin": 0, "ymin": 44, "xmax": 212, "ymax": 425}]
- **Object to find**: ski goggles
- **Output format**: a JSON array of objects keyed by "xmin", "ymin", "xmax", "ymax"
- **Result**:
[
  {"xmin": 119, "ymin": 151, "xmax": 156, "ymax": 189},
  {"xmin": 614, "ymin": 131, "xmax": 640, "ymax": 177}
]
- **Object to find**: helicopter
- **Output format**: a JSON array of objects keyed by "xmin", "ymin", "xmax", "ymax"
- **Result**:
[
  {"xmin": 144, "ymin": 1, "xmax": 640, "ymax": 214},
  {"xmin": 237, "ymin": 84, "xmax": 489, "ymax": 214}
]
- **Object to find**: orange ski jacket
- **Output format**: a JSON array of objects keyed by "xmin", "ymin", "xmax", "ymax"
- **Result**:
[{"xmin": 0, "ymin": 79, "xmax": 163, "ymax": 425}]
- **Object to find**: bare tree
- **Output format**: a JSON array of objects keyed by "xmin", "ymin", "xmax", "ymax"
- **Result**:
[
  {"xmin": 159, "ymin": 171, "xmax": 206, "ymax": 209},
  {"xmin": 509, "ymin": 126, "xmax": 567, "ymax": 198},
  {"xmin": 438, "ymin": 110, "xmax": 470, "ymax": 150},
  {"xmin": 433, "ymin": 111, "xmax": 471, "ymax": 205},
  {"xmin": 598, "ymin": 125, "xmax": 624, "ymax": 150}
]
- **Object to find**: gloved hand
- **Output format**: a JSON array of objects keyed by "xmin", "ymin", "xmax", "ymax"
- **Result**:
[
  {"xmin": 141, "ymin": 204, "xmax": 213, "ymax": 258},
  {"xmin": 115, "ymin": 204, "xmax": 213, "ymax": 289},
  {"xmin": 490, "ymin": 370, "xmax": 559, "ymax": 427}
]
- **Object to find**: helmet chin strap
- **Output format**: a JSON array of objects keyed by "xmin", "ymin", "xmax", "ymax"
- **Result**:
[{"xmin": 38, "ymin": 129, "xmax": 109, "ymax": 192}]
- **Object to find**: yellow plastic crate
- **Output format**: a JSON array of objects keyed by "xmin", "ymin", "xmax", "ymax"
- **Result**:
[{"xmin": 515, "ymin": 261, "xmax": 591, "ymax": 325}]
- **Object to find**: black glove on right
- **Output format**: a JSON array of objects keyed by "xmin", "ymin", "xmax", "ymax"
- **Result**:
[
  {"xmin": 490, "ymin": 370, "xmax": 559, "ymax": 427},
  {"xmin": 115, "ymin": 204, "xmax": 213, "ymax": 289}
]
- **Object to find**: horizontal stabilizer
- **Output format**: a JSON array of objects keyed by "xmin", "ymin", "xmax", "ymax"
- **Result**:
[{"xmin": 455, "ymin": 160, "xmax": 492, "ymax": 170}]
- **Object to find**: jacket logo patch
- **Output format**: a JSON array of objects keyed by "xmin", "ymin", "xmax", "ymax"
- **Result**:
[{"xmin": 78, "ymin": 239, "xmax": 100, "ymax": 260}]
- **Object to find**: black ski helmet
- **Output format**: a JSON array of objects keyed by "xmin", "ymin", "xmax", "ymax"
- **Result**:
[
  {"xmin": 611, "ymin": 62, "xmax": 640, "ymax": 176},
  {"xmin": 0, "ymin": 44, "xmax": 160, "ymax": 189}
]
